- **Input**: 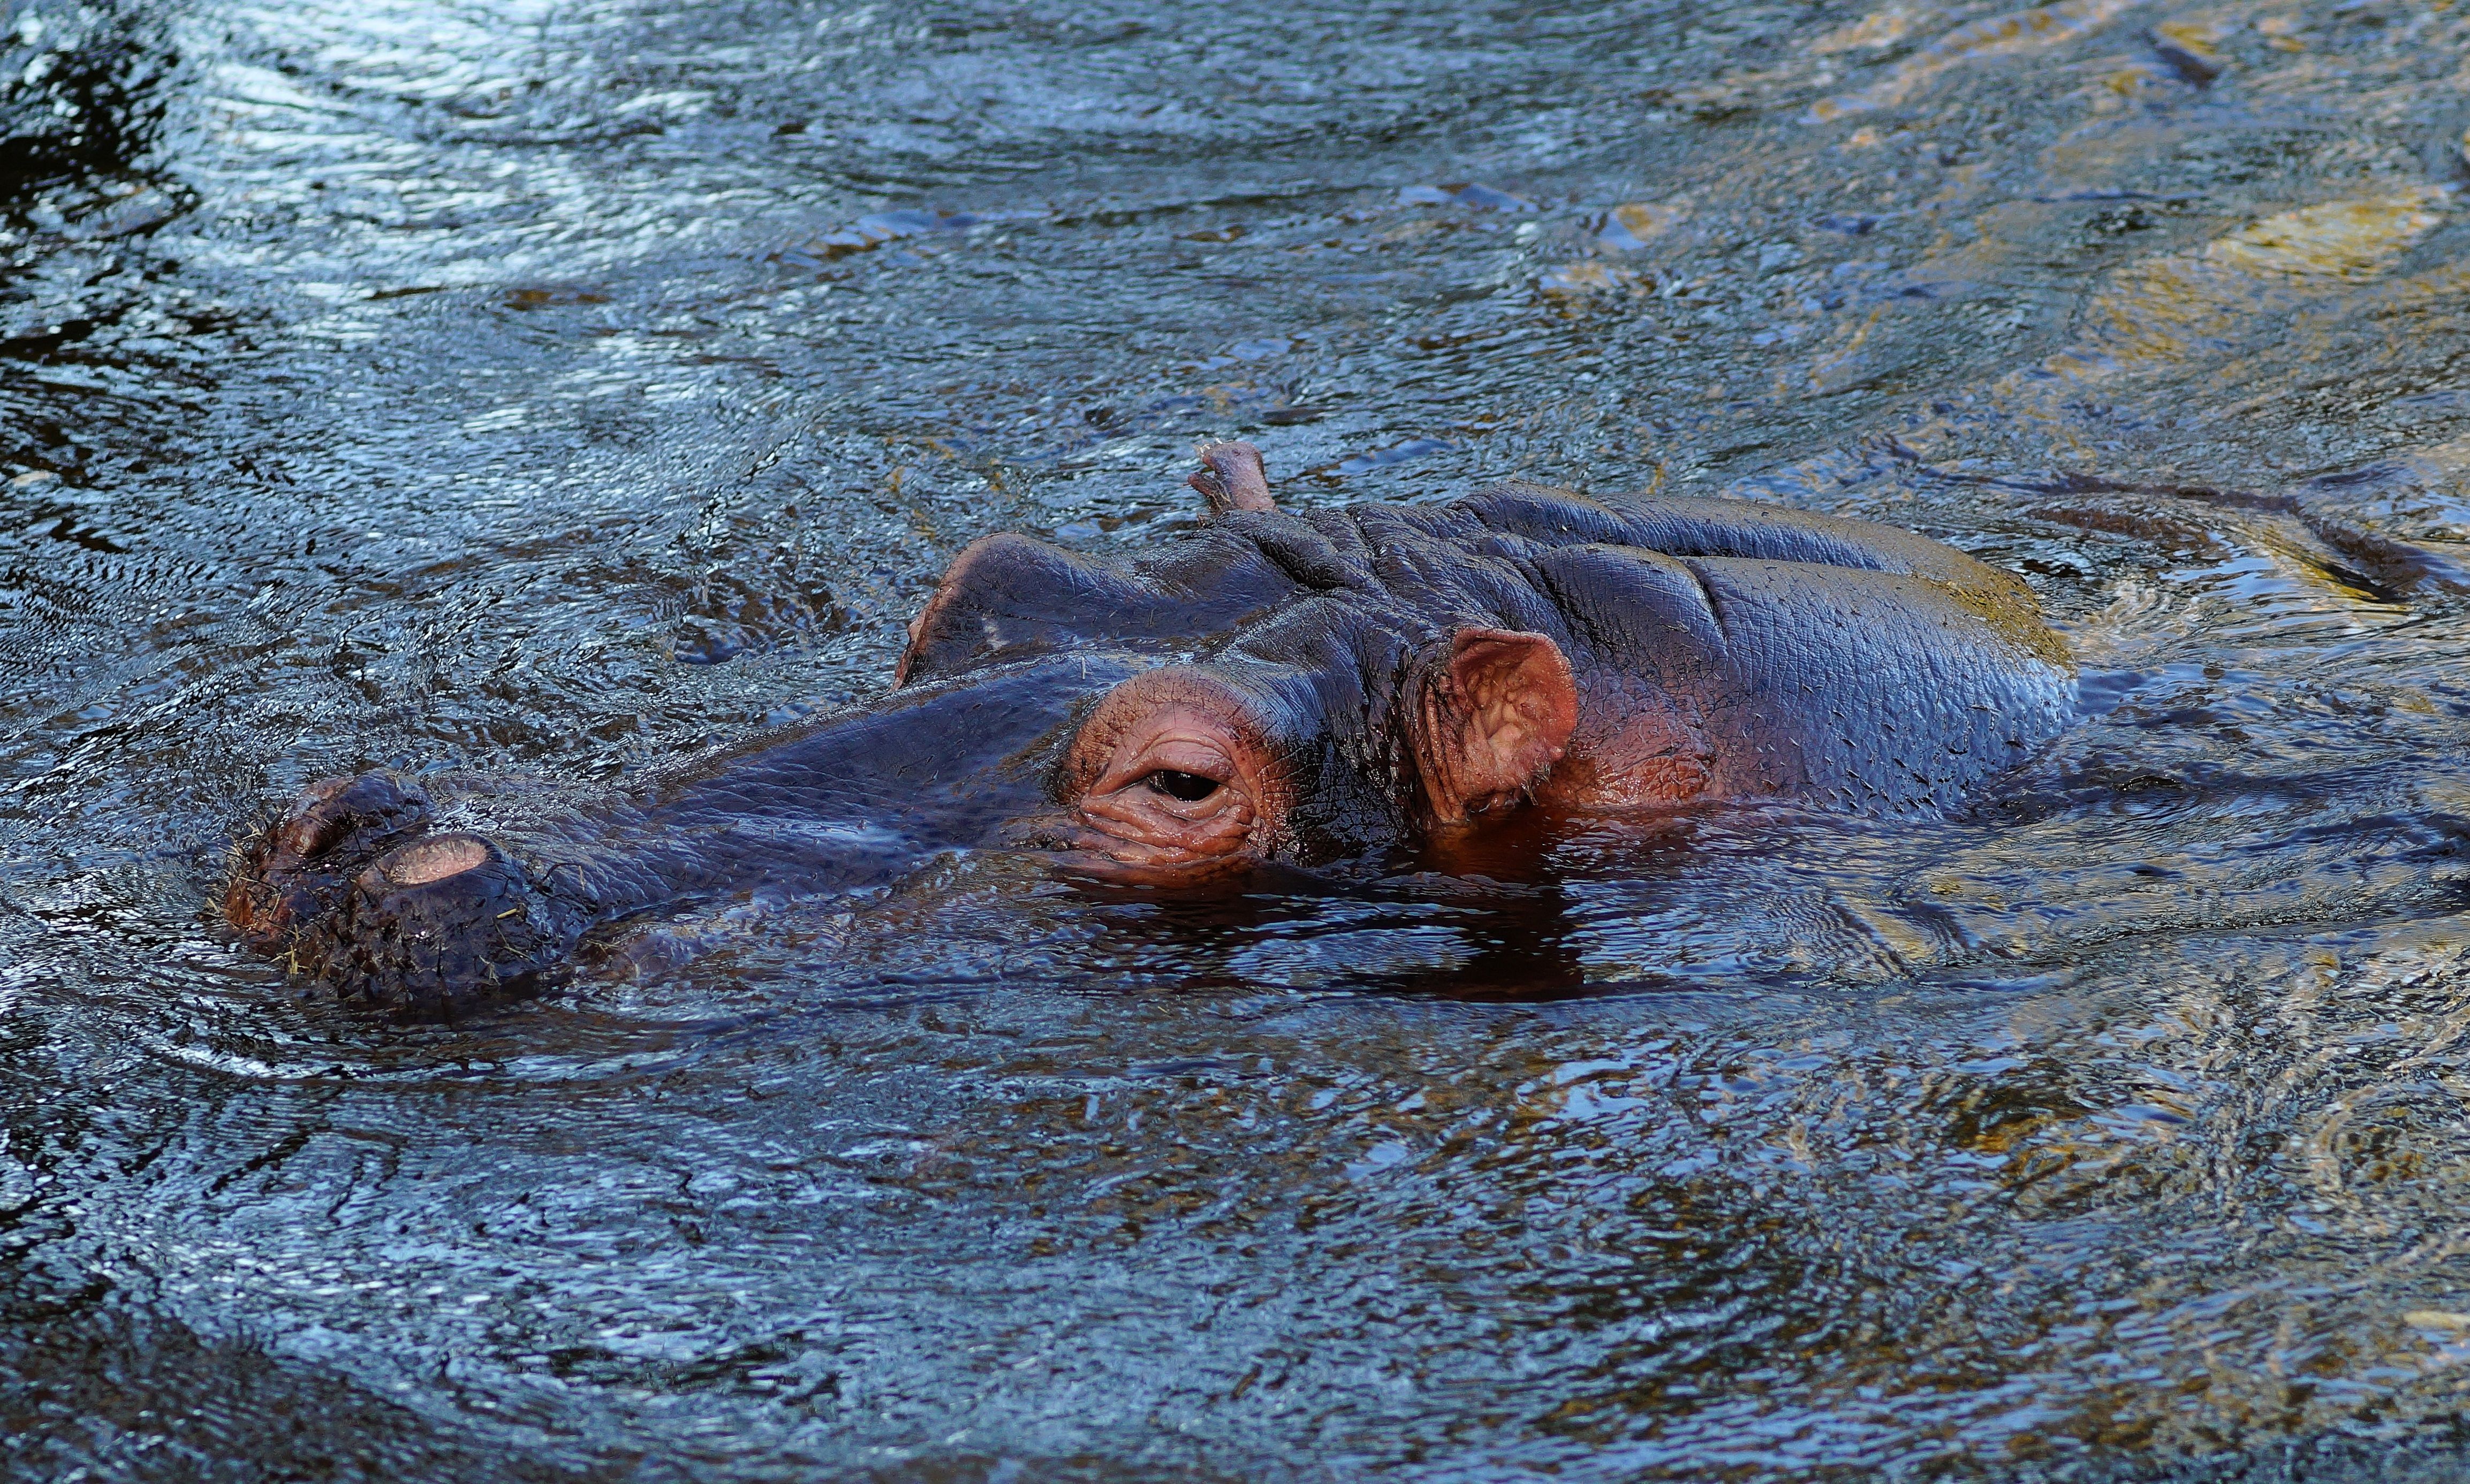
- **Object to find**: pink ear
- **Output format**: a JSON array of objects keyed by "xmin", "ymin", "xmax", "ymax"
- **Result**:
[
  {"xmin": 1413, "ymin": 628, "xmax": 1579, "ymax": 824},
  {"xmin": 1188, "ymin": 440, "xmax": 1276, "ymax": 516}
]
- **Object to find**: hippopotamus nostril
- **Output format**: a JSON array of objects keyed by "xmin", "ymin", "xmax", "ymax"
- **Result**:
[
  {"xmin": 317, "ymin": 835, "xmax": 582, "ymax": 1009},
  {"xmin": 275, "ymin": 772, "xmax": 432, "ymax": 860},
  {"xmin": 228, "ymin": 771, "xmax": 437, "ymax": 952},
  {"xmin": 381, "ymin": 833, "xmax": 489, "ymax": 887}
]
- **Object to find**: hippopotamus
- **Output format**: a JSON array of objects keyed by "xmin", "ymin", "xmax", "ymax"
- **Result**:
[{"xmin": 225, "ymin": 443, "xmax": 2075, "ymax": 1006}]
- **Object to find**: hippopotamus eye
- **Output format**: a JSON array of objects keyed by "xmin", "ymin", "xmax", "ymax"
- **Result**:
[
  {"xmin": 1146, "ymin": 769, "xmax": 1221, "ymax": 803},
  {"xmin": 1060, "ymin": 672, "xmax": 1284, "ymax": 877}
]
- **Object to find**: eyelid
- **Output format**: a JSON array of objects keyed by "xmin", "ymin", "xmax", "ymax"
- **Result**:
[{"xmin": 1104, "ymin": 734, "xmax": 1240, "ymax": 793}]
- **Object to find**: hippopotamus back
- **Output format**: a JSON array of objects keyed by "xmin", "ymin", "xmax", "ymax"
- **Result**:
[
  {"xmin": 900, "ymin": 475, "xmax": 2076, "ymax": 821},
  {"xmin": 1443, "ymin": 482, "xmax": 2074, "ymax": 815}
]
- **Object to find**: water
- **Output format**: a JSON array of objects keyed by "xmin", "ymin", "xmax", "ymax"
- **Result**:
[{"xmin": 9, "ymin": 0, "xmax": 2470, "ymax": 1477}]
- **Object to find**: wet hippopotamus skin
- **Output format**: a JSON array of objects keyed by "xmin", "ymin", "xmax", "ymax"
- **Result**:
[{"xmin": 225, "ymin": 444, "xmax": 2075, "ymax": 1006}]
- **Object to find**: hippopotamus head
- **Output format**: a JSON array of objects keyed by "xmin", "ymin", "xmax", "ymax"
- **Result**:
[
  {"xmin": 228, "ymin": 442, "xmax": 2075, "ymax": 1003},
  {"xmin": 896, "ymin": 444, "xmax": 1602, "ymax": 878}
]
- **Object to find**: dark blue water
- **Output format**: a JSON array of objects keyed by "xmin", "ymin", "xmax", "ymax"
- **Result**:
[{"xmin": 12, "ymin": 0, "xmax": 2470, "ymax": 1477}]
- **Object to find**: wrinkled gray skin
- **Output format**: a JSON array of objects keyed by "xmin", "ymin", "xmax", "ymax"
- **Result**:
[{"xmin": 226, "ymin": 447, "xmax": 2075, "ymax": 1008}]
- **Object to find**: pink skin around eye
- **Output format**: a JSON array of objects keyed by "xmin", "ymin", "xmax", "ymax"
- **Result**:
[{"xmin": 1066, "ymin": 702, "xmax": 1275, "ymax": 878}]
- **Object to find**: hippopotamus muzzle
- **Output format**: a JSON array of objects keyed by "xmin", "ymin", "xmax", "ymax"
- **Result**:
[
  {"xmin": 228, "ymin": 442, "xmax": 2078, "ymax": 1008},
  {"xmin": 227, "ymin": 651, "xmax": 1148, "ymax": 1001}
]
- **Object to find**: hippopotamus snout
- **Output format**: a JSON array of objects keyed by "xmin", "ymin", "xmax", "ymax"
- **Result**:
[
  {"xmin": 233, "ymin": 652, "xmax": 1147, "ymax": 1006},
  {"xmin": 230, "ymin": 775, "xmax": 579, "ymax": 1005}
]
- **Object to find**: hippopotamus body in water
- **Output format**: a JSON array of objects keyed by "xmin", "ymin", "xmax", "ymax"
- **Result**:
[{"xmin": 226, "ymin": 444, "xmax": 2075, "ymax": 1005}]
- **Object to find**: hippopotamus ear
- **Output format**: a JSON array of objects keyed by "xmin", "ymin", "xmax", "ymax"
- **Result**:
[
  {"xmin": 897, "ymin": 532, "xmax": 1176, "ymax": 686},
  {"xmin": 1411, "ymin": 629, "xmax": 1578, "ymax": 825},
  {"xmin": 1188, "ymin": 440, "xmax": 1276, "ymax": 518}
]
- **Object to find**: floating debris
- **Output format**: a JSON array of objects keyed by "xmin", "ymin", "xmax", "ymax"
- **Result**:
[
  {"xmin": 1809, "ymin": 0, "xmax": 2137, "ymax": 119},
  {"xmin": 1600, "ymin": 200, "xmax": 1685, "ymax": 248},
  {"xmin": 1398, "ymin": 182, "xmax": 1536, "ymax": 212},
  {"xmin": 772, "ymin": 208, "xmax": 1034, "ymax": 264},
  {"xmin": 2149, "ymin": 20, "xmax": 2226, "ymax": 83}
]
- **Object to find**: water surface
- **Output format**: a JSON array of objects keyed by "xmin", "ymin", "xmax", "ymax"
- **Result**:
[{"xmin": 10, "ymin": 0, "xmax": 2470, "ymax": 1477}]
